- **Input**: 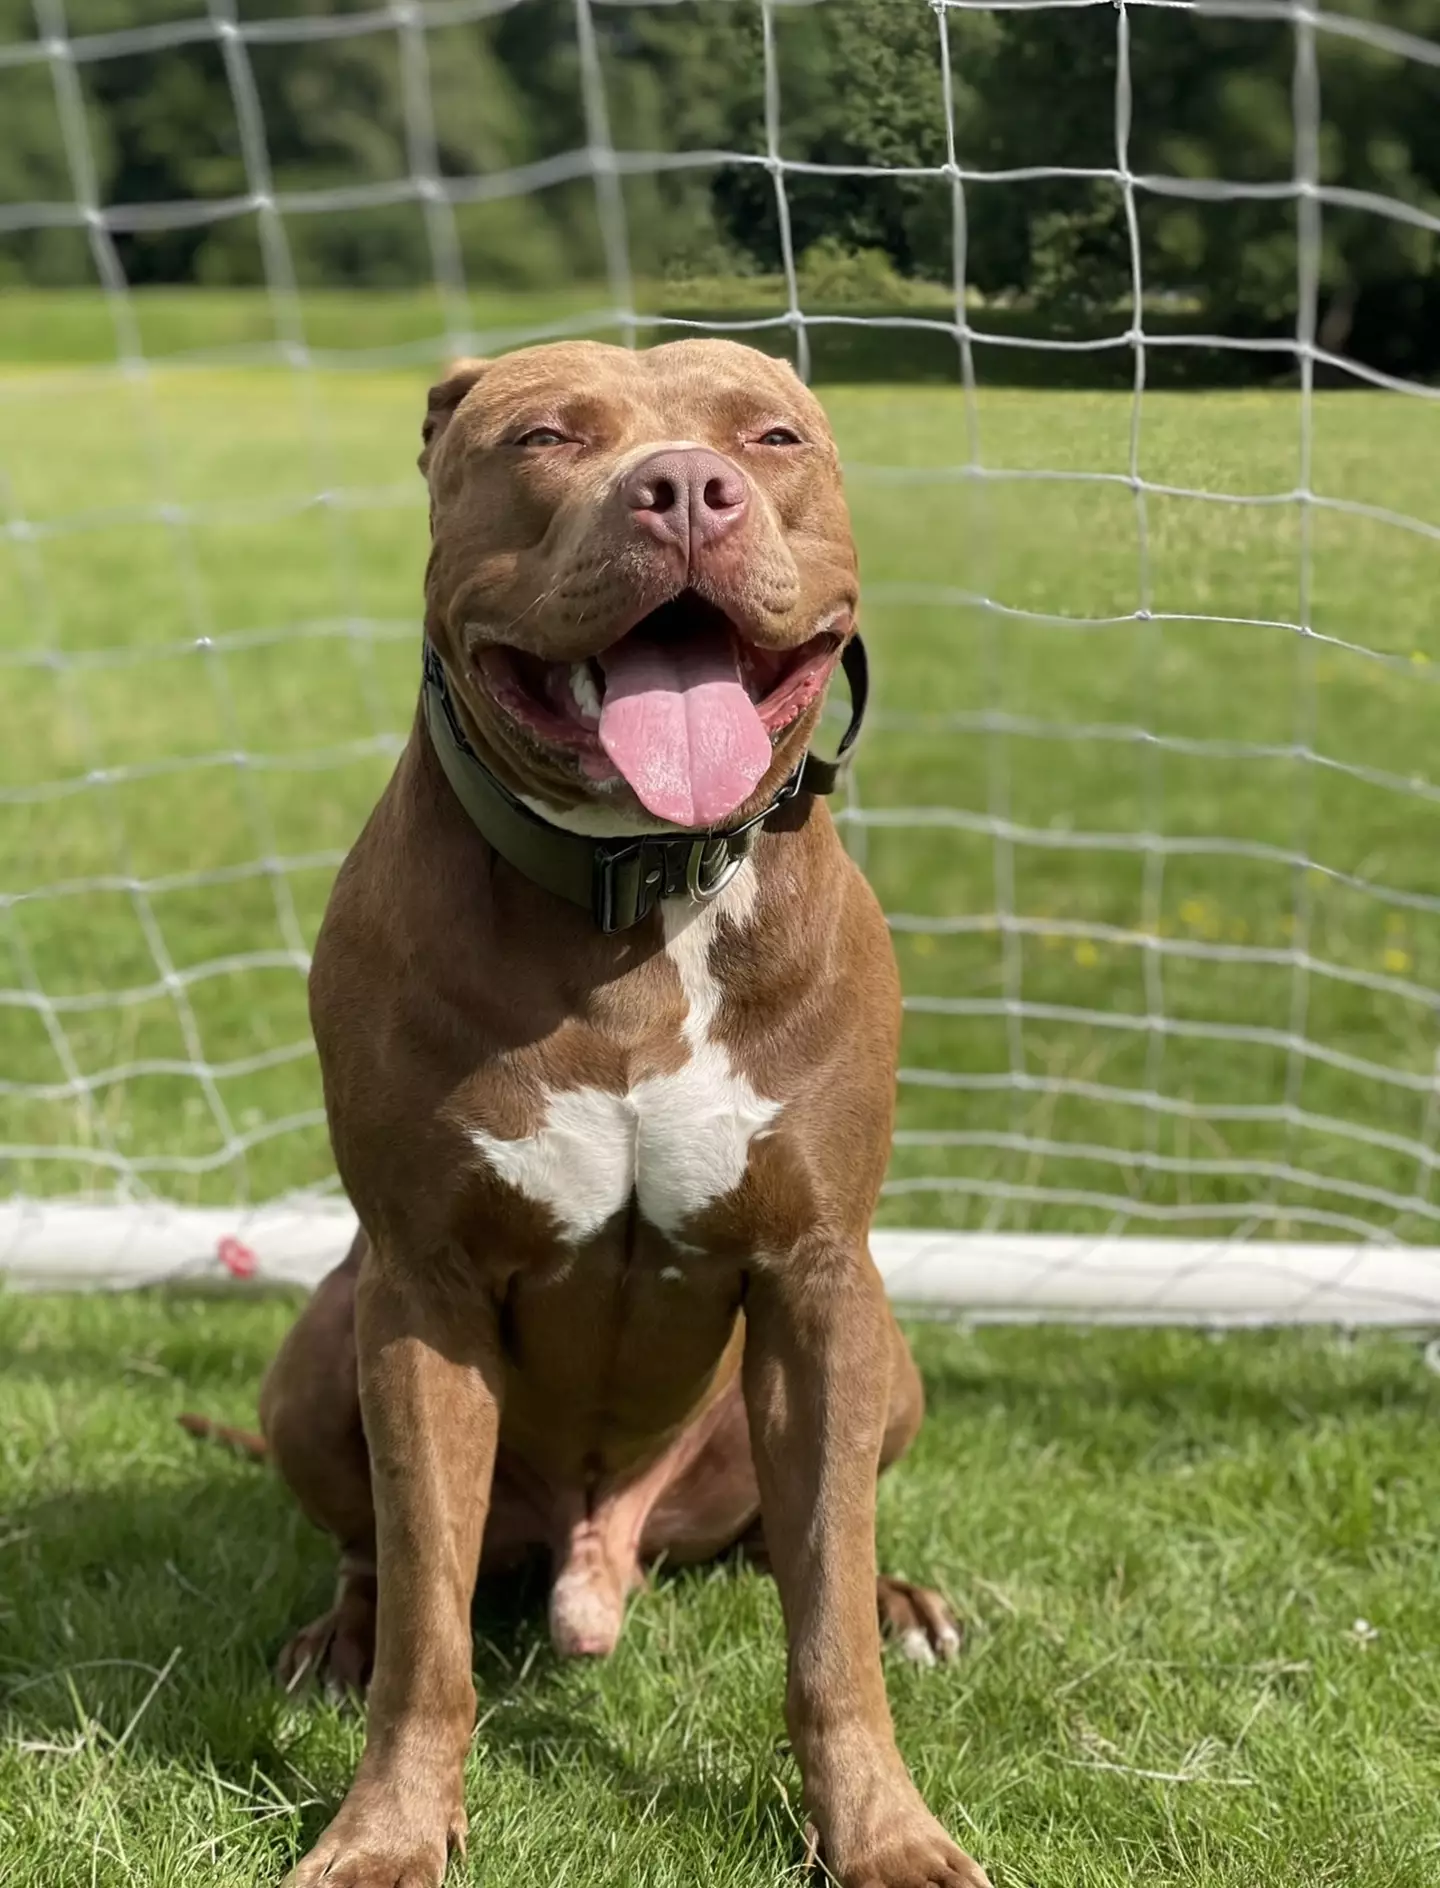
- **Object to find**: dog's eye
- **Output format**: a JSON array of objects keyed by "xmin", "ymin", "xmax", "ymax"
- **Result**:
[
  {"xmin": 514, "ymin": 427, "xmax": 568, "ymax": 448},
  {"xmin": 756, "ymin": 427, "xmax": 802, "ymax": 447}
]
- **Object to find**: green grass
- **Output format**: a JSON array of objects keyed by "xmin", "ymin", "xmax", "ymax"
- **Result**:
[
  {"xmin": 2, "ymin": 1294, "xmax": 1439, "ymax": 1887},
  {"xmin": 3, "ymin": 345, "xmax": 1440, "ymax": 1236},
  {"xmin": 0, "ymin": 287, "xmax": 1282, "ymax": 387},
  {"xmin": 0, "ymin": 286, "xmax": 616, "ymax": 367},
  {"xmin": 0, "ymin": 281, "xmax": 961, "ymax": 375}
]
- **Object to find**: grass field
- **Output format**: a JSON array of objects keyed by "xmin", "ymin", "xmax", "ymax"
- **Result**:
[
  {"xmin": 4, "ymin": 298, "xmax": 1440, "ymax": 1885},
  {"xmin": 3, "ymin": 321, "xmax": 1440, "ymax": 1237},
  {"xmin": 2, "ymin": 1293, "xmax": 1439, "ymax": 1888}
]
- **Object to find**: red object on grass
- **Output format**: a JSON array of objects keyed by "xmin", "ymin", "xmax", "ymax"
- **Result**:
[{"xmin": 217, "ymin": 1235, "xmax": 259, "ymax": 1279}]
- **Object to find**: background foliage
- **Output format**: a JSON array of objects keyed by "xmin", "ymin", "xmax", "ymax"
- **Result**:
[{"xmin": 3, "ymin": 0, "xmax": 1438, "ymax": 378}]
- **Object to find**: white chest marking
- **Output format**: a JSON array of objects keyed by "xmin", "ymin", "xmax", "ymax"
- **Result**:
[{"xmin": 470, "ymin": 870, "xmax": 781, "ymax": 1244}]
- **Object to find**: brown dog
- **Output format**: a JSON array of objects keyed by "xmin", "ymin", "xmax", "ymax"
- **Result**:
[{"xmin": 250, "ymin": 339, "xmax": 988, "ymax": 1888}]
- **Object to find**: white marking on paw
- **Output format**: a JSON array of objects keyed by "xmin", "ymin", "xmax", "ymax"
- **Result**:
[
  {"xmin": 548, "ymin": 1564, "xmax": 624, "ymax": 1658},
  {"xmin": 470, "ymin": 869, "xmax": 781, "ymax": 1244},
  {"xmin": 900, "ymin": 1628, "xmax": 938, "ymax": 1669},
  {"xmin": 937, "ymin": 1623, "xmax": 962, "ymax": 1660}
]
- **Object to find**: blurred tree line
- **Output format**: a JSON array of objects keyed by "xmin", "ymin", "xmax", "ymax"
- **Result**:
[{"xmin": 3, "ymin": 0, "xmax": 1437, "ymax": 377}]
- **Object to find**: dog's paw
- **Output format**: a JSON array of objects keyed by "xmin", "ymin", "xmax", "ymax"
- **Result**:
[
  {"xmin": 833, "ymin": 1819, "xmax": 991, "ymax": 1888},
  {"xmin": 282, "ymin": 1847, "xmax": 440, "ymax": 1888},
  {"xmin": 276, "ymin": 1594, "xmax": 375, "ymax": 1702},
  {"xmin": 281, "ymin": 1840, "xmax": 444, "ymax": 1888},
  {"xmin": 281, "ymin": 1794, "xmax": 464, "ymax": 1888},
  {"xmin": 877, "ymin": 1575, "xmax": 962, "ymax": 1670}
]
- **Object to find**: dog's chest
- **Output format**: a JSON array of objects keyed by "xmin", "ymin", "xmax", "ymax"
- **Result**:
[{"xmin": 470, "ymin": 879, "xmax": 780, "ymax": 1246}]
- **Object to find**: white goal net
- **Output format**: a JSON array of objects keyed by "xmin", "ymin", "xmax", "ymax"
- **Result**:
[{"xmin": 4, "ymin": 0, "xmax": 1440, "ymax": 1322}]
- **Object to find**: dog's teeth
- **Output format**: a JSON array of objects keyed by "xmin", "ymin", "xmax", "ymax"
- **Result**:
[{"xmin": 569, "ymin": 662, "xmax": 601, "ymax": 724}]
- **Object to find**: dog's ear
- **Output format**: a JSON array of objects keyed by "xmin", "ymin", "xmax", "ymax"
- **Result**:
[{"xmin": 419, "ymin": 358, "xmax": 487, "ymax": 476}]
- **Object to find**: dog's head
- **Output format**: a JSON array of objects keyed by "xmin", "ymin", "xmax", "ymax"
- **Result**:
[{"xmin": 419, "ymin": 338, "xmax": 857, "ymax": 830}]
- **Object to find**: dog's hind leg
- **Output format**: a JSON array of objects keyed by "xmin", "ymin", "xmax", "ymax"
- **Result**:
[
  {"xmin": 872, "ymin": 1309, "xmax": 964, "ymax": 1666},
  {"xmin": 260, "ymin": 1235, "xmax": 552, "ymax": 1696},
  {"xmin": 261, "ymin": 1235, "xmax": 379, "ymax": 1696},
  {"xmin": 540, "ymin": 1382, "xmax": 758, "ymax": 1660}
]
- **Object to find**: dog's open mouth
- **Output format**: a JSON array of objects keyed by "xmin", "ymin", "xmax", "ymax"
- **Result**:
[{"xmin": 475, "ymin": 591, "xmax": 845, "ymax": 826}]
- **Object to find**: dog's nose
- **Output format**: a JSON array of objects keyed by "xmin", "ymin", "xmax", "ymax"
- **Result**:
[{"xmin": 622, "ymin": 448, "xmax": 748, "ymax": 556}]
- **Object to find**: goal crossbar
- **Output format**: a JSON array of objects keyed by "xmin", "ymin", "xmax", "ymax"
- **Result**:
[{"xmin": 3, "ymin": 1203, "xmax": 1438, "ymax": 1327}]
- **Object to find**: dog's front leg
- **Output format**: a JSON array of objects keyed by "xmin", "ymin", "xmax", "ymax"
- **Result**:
[
  {"xmin": 284, "ymin": 1245, "xmax": 501, "ymax": 1888},
  {"xmin": 744, "ymin": 1246, "xmax": 990, "ymax": 1888}
]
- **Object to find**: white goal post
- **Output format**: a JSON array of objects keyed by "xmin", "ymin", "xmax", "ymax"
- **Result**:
[
  {"xmin": 4, "ymin": 0, "xmax": 1440, "ymax": 1323},
  {"xmin": 5, "ymin": 1201, "xmax": 1440, "ymax": 1326}
]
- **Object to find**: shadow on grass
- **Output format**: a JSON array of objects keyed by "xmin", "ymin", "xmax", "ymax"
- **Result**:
[
  {"xmin": 0, "ymin": 1467, "xmax": 785, "ymax": 1856},
  {"xmin": 1, "ymin": 284, "xmax": 1424, "ymax": 386}
]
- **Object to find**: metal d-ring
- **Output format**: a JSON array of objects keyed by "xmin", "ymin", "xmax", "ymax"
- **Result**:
[{"xmin": 686, "ymin": 836, "xmax": 745, "ymax": 902}]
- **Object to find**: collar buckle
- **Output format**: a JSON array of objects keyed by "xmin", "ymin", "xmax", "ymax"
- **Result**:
[
  {"xmin": 592, "ymin": 843, "xmax": 660, "ymax": 935},
  {"xmin": 591, "ymin": 826, "xmax": 754, "ymax": 933}
]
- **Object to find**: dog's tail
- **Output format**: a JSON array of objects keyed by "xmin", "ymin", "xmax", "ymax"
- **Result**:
[{"xmin": 177, "ymin": 1412, "xmax": 269, "ymax": 1461}]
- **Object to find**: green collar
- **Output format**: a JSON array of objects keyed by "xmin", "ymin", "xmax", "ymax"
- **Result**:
[{"xmin": 421, "ymin": 636, "xmax": 868, "ymax": 934}]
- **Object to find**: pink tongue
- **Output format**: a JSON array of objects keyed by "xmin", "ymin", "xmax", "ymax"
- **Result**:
[{"xmin": 598, "ymin": 627, "xmax": 772, "ymax": 826}]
